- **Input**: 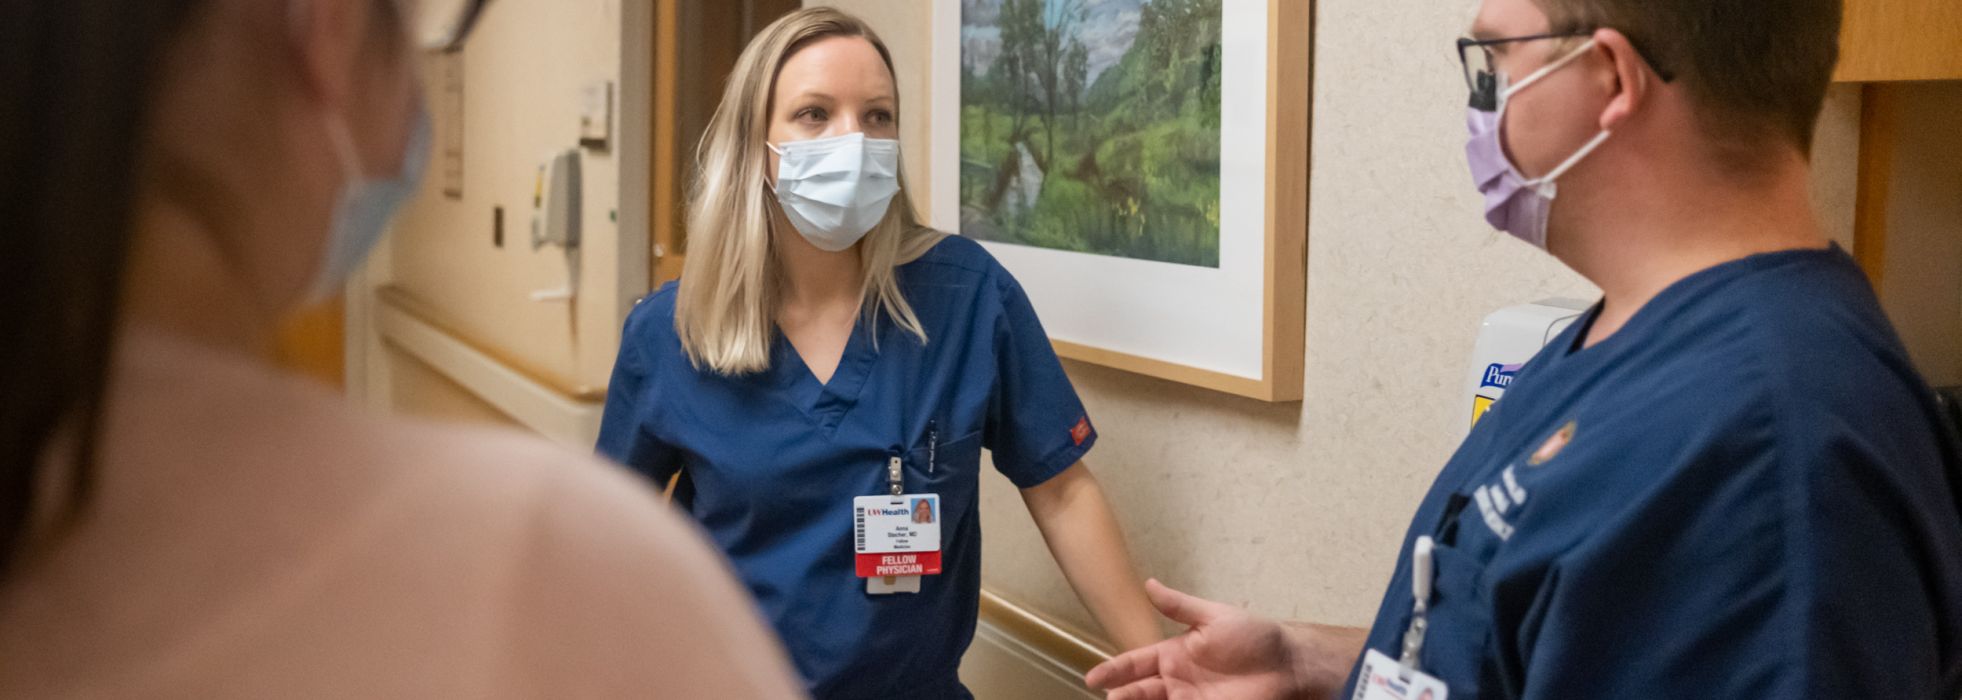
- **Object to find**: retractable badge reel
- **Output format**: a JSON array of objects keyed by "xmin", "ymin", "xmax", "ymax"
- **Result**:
[
  {"xmin": 854, "ymin": 428, "xmax": 943, "ymax": 595},
  {"xmin": 1355, "ymin": 536, "xmax": 1450, "ymax": 700}
]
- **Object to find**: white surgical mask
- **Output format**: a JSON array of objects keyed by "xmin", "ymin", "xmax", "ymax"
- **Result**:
[{"xmin": 768, "ymin": 132, "xmax": 902, "ymax": 252}]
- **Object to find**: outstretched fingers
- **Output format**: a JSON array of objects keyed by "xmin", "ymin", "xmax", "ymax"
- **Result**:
[{"xmin": 1087, "ymin": 642, "xmax": 1164, "ymax": 690}]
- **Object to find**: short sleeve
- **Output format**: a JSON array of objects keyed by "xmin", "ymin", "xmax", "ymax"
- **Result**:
[
  {"xmin": 1512, "ymin": 427, "xmax": 1959, "ymax": 698},
  {"xmin": 984, "ymin": 272, "xmax": 1096, "ymax": 488},
  {"xmin": 595, "ymin": 299, "xmax": 681, "ymax": 485}
]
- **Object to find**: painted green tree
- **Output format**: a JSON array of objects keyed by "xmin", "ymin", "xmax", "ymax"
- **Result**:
[{"xmin": 960, "ymin": 0, "xmax": 1223, "ymax": 268}]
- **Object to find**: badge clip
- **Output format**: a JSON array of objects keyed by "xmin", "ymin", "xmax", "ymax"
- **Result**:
[{"xmin": 1400, "ymin": 536, "xmax": 1436, "ymax": 679}]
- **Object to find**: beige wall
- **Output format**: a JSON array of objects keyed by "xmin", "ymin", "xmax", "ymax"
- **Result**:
[
  {"xmin": 387, "ymin": 0, "xmax": 628, "ymax": 406},
  {"xmin": 1877, "ymin": 83, "xmax": 1962, "ymax": 386},
  {"xmin": 1812, "ymin": 85, "xmax": 1863, "ymax": 250}
]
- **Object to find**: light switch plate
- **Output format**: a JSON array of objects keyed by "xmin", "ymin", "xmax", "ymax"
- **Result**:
[{"xmin": 579, "ymin": 81, "xmax": 612, "ymax": 150}]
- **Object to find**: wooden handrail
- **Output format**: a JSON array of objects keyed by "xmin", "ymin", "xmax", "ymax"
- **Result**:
[
  {"xmin": 376, "ymin": 285, "xmax": 607, "ymax": 403},
  {"xmin": 978, "ymin": 589, "xmax": 1114, "ymax": 676}
]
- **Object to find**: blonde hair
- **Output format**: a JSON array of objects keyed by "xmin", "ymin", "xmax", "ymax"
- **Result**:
[{"xmin": 677, "ymin": 7, "xmax": 943, "ymax": 376}]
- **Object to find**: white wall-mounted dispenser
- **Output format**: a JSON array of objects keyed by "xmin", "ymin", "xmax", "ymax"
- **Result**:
[
  {"xmin": 1459, "ymin": 299, "xmax": 1592, "ymax": 438},
  {"xmin": 530, "ymin": 148, "xmax": 581, "ymax": 302}
]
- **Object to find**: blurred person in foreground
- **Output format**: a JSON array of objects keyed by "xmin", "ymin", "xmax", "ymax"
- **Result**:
[{"xmin": 0, "ymin": 1, "xmax": 801, "ymax": 696}]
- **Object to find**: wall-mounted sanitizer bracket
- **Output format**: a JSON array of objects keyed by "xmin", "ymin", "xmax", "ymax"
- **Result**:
[
  {"xmin": 1459, "ymin": 299, "xmax": 1593, "ymax": 439},
  {"xmin": 530, "ymin": 148, "xmax": 582, "ymax": 302}
]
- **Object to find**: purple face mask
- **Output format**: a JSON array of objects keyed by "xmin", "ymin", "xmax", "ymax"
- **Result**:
[{"xmin": 1465, "ymin": 39, "xmax": 1613, "ymax": 251}]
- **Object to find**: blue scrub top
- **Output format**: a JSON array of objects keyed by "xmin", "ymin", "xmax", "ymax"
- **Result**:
[
  {"xmin": 1342, "ymin": 246, "xmax": 1962, "ymax": 698},
  {"xmin": 597, "ymin": 235, "xmax": 1096, "ymax": 699}
]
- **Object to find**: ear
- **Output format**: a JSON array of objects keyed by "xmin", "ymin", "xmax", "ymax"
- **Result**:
[
  {"xmin": 1592, "ymin": 28, "xmax": 1653, "ymax": 132},
  {"xmin": 285, "ymin": 0, "xmax": 369, "ymax": 113}
]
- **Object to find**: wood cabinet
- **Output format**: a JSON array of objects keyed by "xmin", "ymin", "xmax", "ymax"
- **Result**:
[{"xmin": 1835, "ymin": 0, "xmax": 1962, "ymax": 82}]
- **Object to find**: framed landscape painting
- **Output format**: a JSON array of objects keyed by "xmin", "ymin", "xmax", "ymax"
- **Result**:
[{"xmin": 930, "ymin": 0, "xmax": 1309, "ymax": 401}]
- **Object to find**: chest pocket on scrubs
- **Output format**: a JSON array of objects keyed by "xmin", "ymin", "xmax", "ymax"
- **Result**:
[
  {"xmin": 904, "ymin": 428, "xmax": 983, "ymax": 543},
  {"xmin": 1420, "ymin": 523, "xmax": 1497, "ymax": 698}
]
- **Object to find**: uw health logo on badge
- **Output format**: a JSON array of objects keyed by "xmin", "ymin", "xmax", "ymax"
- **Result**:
[{"xmin": 1529, "ymin": 421, "xmax": 1577, "ymax": 466}]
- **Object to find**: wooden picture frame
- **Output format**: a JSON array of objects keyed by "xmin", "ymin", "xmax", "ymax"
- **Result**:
[{"xmin": 930, "ymin": 0, "xmax": 1309, "ymax": 402}]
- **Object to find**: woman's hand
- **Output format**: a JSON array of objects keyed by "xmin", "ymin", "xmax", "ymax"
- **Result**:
[{"xmin": 1085, "ymin": 580, "xmax": 1368, "ymax": 700}]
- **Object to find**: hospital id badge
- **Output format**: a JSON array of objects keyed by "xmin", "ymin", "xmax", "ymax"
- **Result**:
[
  {"xmin": 1353, "ymin": 649, "xmax": 1448, "ymax": 700},
  {"xmin": 853, "ymin": 494, "xmax": 942, "ymax": 578}
]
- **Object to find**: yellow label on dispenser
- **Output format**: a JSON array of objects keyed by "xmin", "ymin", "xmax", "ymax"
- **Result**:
[{"xmin": 1471, "ymin": 395, "xmax": 1497, "ymax": 428}]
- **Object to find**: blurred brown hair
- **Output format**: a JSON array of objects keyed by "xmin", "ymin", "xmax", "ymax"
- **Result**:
[{"xmin": 0, "ymin": 0, "xmax": 218, "ymax": 578}]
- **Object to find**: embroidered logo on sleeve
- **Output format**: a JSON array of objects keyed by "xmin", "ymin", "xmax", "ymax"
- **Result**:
[
  {"xmin": 1070, "ymin": 416, "xmax": 1092, "ymax": 446},
  {"xmin": 1528, "ymin": 421, "xmax": 1577, "ymax": 467},
  {"xmin": 1475, "ymin": 421, "xmax": 1571, "ymax": 541}
]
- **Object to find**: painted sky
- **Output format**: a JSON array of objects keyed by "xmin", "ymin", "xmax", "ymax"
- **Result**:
[{"xmin": 961, "ymin": 0, "xmax": 1144, "ymax": 91}]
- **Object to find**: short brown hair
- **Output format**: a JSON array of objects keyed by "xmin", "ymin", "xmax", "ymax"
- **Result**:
[{"xmin": 1537, "ymin": 0, "xmax": 1842, "ymax": 156}]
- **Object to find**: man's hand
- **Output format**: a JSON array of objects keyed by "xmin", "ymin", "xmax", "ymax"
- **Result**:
[{"xmin": 1085, "ymin": 579, "xmax": 1318, "ymax": 700}]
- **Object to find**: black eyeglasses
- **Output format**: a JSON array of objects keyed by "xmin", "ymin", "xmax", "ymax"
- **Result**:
[{"xmin": 1457, "ymin": 31, "xmax": 1675, "ymax": 111}]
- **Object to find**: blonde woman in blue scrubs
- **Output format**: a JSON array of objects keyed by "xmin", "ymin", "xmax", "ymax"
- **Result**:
[{"xmin": 596, "ymin": 7, "xmax": 1161, "ymax": 699}]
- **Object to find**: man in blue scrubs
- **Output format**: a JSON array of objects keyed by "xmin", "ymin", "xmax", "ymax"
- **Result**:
[{"xmin": 1088, "ymin": 0, "xmax": 1962, "ymax": 697}]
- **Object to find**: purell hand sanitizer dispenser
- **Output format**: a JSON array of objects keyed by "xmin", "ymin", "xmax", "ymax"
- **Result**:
[
  {"xmin": 530, "ymin": 149, "xmax": 582, "ymax": 302},
  {"xmin": 1460, "ymin": 299, "xmax": 1592, "ymax": 438}
]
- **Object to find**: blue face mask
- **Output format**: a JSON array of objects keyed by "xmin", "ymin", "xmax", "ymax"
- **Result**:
[
  {"xmin": 305, "ymin": 0, "xmax": 431, "ymax": 300},
  {"xmin": 311, "ymin": 103, "xmax": 431, "ymax": 299}
]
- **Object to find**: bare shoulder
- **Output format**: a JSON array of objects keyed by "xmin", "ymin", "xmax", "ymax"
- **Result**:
[
  {"xmin": 367, "ymin": 421, "xmax": 804, "ymax": 697},
  {"xmin": 519, "ymin": 445, "xmax": 806, "ymax": 697},
  {"xmin": 98, "ymin": 333, "xmax": 801, "ymax": 696}
]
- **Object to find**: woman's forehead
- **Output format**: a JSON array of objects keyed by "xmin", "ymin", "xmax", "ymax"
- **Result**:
[{"xmin": 777, "ymin": 36, "xmax": 894, "ymax": 99}]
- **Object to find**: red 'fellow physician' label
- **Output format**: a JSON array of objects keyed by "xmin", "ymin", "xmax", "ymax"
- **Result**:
[{"xmin": 856, "ymin": 551, "xmax": 944, "ymax": 578}]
